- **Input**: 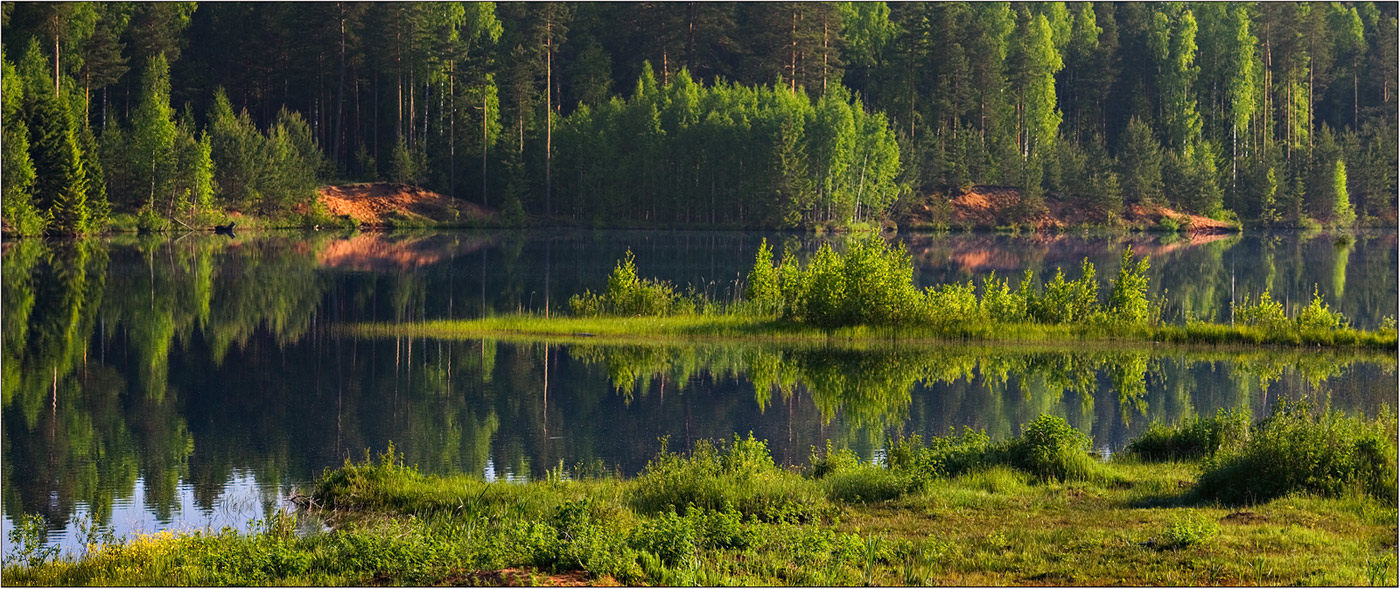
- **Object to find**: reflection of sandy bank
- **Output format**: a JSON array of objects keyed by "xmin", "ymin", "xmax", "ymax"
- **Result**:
[
  {"xmin": 317, "ymin": 234, "xmax": 495, "ymax": 271},
  {"xmin": 904, "ymin": 232, "xmax": 1237, "ymax": 274}
]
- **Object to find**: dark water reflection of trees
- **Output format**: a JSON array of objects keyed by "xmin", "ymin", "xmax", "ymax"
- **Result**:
[{"xmin": 1, "ymin": 231, "xmax": 1394, "ymax": 539}]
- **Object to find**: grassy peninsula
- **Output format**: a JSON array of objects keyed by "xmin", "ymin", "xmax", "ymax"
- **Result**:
[
  {"xmin": 5, "ymin": 405, "xmax": 1395, "ymax": 586},
  {"xmin": 353, "ymin": 238, "xmax": 1398, "ymax": 350}
]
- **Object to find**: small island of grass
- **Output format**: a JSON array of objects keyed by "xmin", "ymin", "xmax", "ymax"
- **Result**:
[{"xmin": 354, "ymin": 237, "xmax": 1397, "ymax": 351}]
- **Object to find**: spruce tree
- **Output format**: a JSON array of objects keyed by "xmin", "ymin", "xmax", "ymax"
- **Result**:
[
  {"xmin": 2, "ymin": 54, "xmax": 45, "ymax": 235},
  {"xmin": 21, "ymin": 42, "xmax": 90, "ymax": 234}
]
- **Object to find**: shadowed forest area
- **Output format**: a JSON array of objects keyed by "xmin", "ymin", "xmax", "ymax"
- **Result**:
[{"xmin": 2, "ymin": 2, "xmax": 1397, "ymax": 234}]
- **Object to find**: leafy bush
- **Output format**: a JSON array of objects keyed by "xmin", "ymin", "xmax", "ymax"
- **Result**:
[
  {"xmin": 570, "ymin": 250, "xmax": 693, "ymax": 317},
  {"xmin": 885, "ymin": 427, "xmax": 995, "ymax": 485},
  {"xmin": 628, "ymin": 435, "xmax": 829, "ymax": 523},
  {"xmin": 1127, "ymin": 408, "xmax": 1251, "ymax": 461},
  {"xmin": 1108, "ymin": 247, "xmax": 1154, "ymax": 326},
  {"xmin": 1031, "ymin": 261, "xmax": 1101, "ymax": 324},
  {"xmin": 979, "ymin": 271, "xmax": 1028, "ymax": 323},
  {"xmin": 1234, "ymin": 290, "xmax": 1289, "ymax": 331},
  {"xmin": 744, "ymin": 238, "xmax": 783, "ymax": 315},
  {"xmin": 1296, "ymin": 285, "xmax": 1346, "ymax": 331},
  {"xmin": 1196, "ymin": 402, "xmax": 1398, "ymax": 504},
  {"xmin": 808, "ymin": 440, "xmax": 861, "ymax": 479},
  {"xmin": 1003, "ymin": 414, "xmax": 1103, "ymax": 482}
]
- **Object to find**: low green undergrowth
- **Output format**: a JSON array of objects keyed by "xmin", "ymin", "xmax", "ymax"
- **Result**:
[
  {"xmin": 1127, "ymin": 408, "xmax": 1252, "ymax": 461},
  {"xmin": 6, "ymin": 406, "xmax": 1395, "ymax": 586},
  {"xmin": 1195, "ymin": 402, "xmax": 1398, "ymax": 505}
]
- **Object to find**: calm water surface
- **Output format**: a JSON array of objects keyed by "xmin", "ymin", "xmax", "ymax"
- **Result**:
[{"xmin": 2, "ymin": 229, "xmax": 1395, "ymax": 555}]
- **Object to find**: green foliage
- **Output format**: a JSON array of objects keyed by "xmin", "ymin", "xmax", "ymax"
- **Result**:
[
  {"xmin": 1330, "ymin": 159, "xmax": 1357, "ymax": 228},
  {"xmin": 1196, "ymin": 402, "xmax": 1398, "ymax": 504},
  {"xmin": 1233, "ymin": 290, "xmax": 1288, "ymax": 331},
  {"xmin": 886, "ymin": 428, "xmax": 995, "ymax": 486},
  {"xmin": 1297, "ymin": 285, "xmax": 1346, "ymax": 332},
  {"xmin": 569, "ymin": 250, "xmax": 692, "ymax": 317},
  {"xmin": 1108, "ymin": 247, "xmax": 1155, "ymax": 326},
  {"xmin": 1160, "ymin": 511, "xmax": 1221, "ymax": 549},
  {"xmin": 2, "ymin": 53, "xmax": 45, "ymax": 235},
  {"xmin": 6, "ymin": 513, "xmax": 60, "ymax": 568},
  {"xmin": 743, "ymin": 238, "xmax": 782, "ymax": 315},
  {"xmin": 1003, "ymin": 414, "xmax": 1106, "ymax": 482},
  {"xmin": 1127, "ymin": 408, "xmax": 1251, "ymax": 461},
  {"xmin": 1032, "ymin": 261, "xmax": 1100, "ymax": 324},
  {"xmin": 628, "ymin": 434, "xmax": 829, "ymax": 523}
]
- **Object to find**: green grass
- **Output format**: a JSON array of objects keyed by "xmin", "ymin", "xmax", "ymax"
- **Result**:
[
  {"xmin": 6, "ymin": 409, "xmax": 1394, "ymax": 586},
  {"xmin": 349, "ymin": 312, "xmax": 1398, "ymax": 351}
]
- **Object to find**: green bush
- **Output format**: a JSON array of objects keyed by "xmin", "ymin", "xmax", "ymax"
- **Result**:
[
  {"xmin": 1003, "ymin": 415, "xmax": 1105, "ymax": 482},
  {"xmin": 1234, "ymin": 290, "xmax": 1289, "ymax": 331},
  {"xmin": 1196, "ymin": 402, "xmax": 1398, "ymax": 504},
  {"xmin": 979, "ymin": 271, "xmax": 1028, "ymax": 323},
  {"xmin": 628, "ymin": 434, "xmax": 829, "ymax": 523},
  {"xmin": 1127, "ymin": 408, "xmax": 1251, "ymax": 461},
  {"xmin": 808, "ymin": 440, "xmax": 861, "ymax": 479},
  {"xmin": 1296, "ymin": 285, "xmax": 1346, "ymax": 331},
  {"xmin": 570, "ymin": 250, "xmax": 693, "ymax": 317},
  {"xmin": 885, "ymin": 427, "xmax": 995, "ymax": 485},
  {"xmin": 1031, "ymin": 260, "xmax": 1101, "ymax": 324},
  {"xmin": 744, "ymin": 238, "xmax": 783, "ymax": 315},
  {"xmin": 1108, "ymin": 247, "xmax": 1154, "ymax": 326}
]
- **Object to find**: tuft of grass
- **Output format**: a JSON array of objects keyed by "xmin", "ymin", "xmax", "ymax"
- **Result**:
[{"xmin": 1160, "ymin": 511, "xmax": 1221, "ymax": 549}]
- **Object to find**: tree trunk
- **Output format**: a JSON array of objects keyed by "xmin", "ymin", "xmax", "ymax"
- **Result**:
[
  {"xmin": 545, "ymin": 19, "xmax": 553, "ymax": 219},
  {"xmin": 334, "ymin": 2, "xmax": 347, "ymax": 169}
]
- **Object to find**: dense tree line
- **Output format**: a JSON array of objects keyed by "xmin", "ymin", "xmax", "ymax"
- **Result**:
[{"xmin": 1, "ymin": 2, "xmax": 1396, "ymax": 234}]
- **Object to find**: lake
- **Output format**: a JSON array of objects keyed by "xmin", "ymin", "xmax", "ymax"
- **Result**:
[{"xmin": 2, "ymin": 228, "xmax": 1395, "ymax": 555}]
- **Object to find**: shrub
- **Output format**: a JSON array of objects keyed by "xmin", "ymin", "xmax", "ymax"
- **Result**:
[
  {"xmin": 628, "ymin": 435, "xmax": 829, "ymax": 523},
  {"xmin": 744, "ymin": 238, "xmax": 782, "ymax": 315},
  {"xmin": 1195, "ymin": 402, "xmax": 1398, "ymax": 504},
  {"xmin": 1031, "ymin": 261, "xmax": 1101, "ymax": 324},
  {"xmin": 922, "ymin": 281, "xmax": 979, "ymax": 327},
  {"xmin": 824, "ymin": 466, "xmax": 910, "ymax": 503},
  {"xmin": 1108, "ymin": 247, "xmax": 1154, "ymax": 326},
  {"xmin": 885, "ymin": 428, "xmax": 995, "ymax": 485},
  {"xmin": 1003, "ymin": 415, "xmax": 1105, "ymax": 482},
  {"xmin": 1296, "ymin": 285, "xmax": 1346, "ymax": 331},
  {"xmin": 979, "ymin": 271, "xmax": 1027, "ymax": 323},
  {"xmin": 569, "ymin": 250, "xmax": 692, "ymax": 317},
  {"xmin": 808, "ymin": 440, "xmax": 861, "ymax": 479},
  {"xmin": 1127, "ymin": 408, "xmax": 1251, "ymax": 461},
  {"xmin": 629, "ymin": 509, "xmax": 696, "ymax": 566},
  {"xmin": 1233, "ymin": 290, "xmax": 1289, "ymax": 331}
]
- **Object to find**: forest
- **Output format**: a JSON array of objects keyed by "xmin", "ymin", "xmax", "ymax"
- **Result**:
[{"xmin": 2, "ymin": 2, "xmax": 1397, "ymax": 234}]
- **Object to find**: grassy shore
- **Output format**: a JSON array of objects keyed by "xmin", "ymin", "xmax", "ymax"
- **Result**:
[
  {"xmin": 5, "ymin": 408, "xmax": 1395, "ymax": 586},
  {"xmin": 350, "ymin": 313, "xmax": 1399, "ymax": 351}
]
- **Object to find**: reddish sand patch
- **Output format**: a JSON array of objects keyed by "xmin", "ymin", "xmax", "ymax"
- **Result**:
[{"xmin": 319, "ymin": 183, "xmax": 494, "ymax": 226}]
